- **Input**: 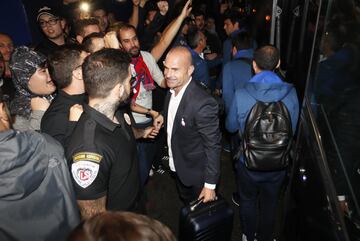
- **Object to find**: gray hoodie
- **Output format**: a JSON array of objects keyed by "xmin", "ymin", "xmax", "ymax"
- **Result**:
[{"xmin": 0, "ymin": 130, "xmax": 80, "ymax": 241}]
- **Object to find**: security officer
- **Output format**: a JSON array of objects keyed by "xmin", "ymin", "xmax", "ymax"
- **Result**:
[{"xmin": 66, "ymin": 48, "xmax": 158, "ymax": 220}]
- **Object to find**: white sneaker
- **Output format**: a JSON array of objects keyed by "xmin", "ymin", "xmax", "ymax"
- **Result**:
[
  {"xmin": 241, "ymin": 234, "xmax": 258, "ymax": 241},
  {"xmin": 149, "ymin": 168, "xmax": 154, "ymax": 177},
  {"xmin": 242, "ymin": 234, "xmax": 248, "ymax": 241}
]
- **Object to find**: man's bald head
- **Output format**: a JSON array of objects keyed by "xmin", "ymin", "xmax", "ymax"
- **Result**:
[
  {"xmin": 166, "ymin": 46, "xmax": 193, "ymax": 67},
  {"xmin": 164, "ymin": 47, "xmax": 194, "ymax": 95}
]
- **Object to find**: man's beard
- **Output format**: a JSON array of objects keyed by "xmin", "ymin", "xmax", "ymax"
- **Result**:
[
  {"xmin": 119, "ymin": 88, "xmax": 131, "ymax": 104},
  {"xmin": 129, "ymin": 47, "xmax": 140, "ymax": 57}
]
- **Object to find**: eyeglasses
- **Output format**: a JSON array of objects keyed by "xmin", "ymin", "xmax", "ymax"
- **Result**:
[{"xmin": 39, "ymin": 18, "xmax": 59, "ymax": 28}]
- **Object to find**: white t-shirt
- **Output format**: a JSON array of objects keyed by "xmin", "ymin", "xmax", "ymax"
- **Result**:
[{"xmin": 131, "ymin": 51, "xmax": 164, "ymax": 124}]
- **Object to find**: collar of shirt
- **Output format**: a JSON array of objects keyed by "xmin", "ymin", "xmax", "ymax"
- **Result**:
[
  {"xmin": 169, "ymin": 77, "xmax": 192, "ymax": 99},
  {"xmin": 84, "ymin": 104, "xmax": 122, "ymax": 132},
  {"xmin": 59, "ymin": 90, "xmax": 87, "ymax": 103}
]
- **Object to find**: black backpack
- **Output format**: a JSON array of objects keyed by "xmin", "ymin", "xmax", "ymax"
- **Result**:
[{"xmin": 242, "ymin": 100, "xmax": 293, "ymax": 171}]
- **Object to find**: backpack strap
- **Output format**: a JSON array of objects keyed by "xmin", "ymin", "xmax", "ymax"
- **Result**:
[
  {"xmin": 235, "ymin": 88, "xmax": 257, "ymax": 134},
  {"xmin": 232, "ymin": 88, "xmax": 256, "ymax": 161}
]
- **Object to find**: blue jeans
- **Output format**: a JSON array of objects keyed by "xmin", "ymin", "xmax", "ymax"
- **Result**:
[
  {"xmin": 137, "ymin": 139, "xmax": 156, "ymax": 187},
  {"xmin": 237, "ymin": 161, "xmax": 286, "ymax": 241}
]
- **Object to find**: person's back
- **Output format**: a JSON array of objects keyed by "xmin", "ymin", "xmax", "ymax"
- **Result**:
[
  {"xmin": 0, "ymin": 129, "xmax": 80, "ymax": 241},
  {"xmin": 225, "ymin": 45, "xmax": 299, "ymax": 241}
]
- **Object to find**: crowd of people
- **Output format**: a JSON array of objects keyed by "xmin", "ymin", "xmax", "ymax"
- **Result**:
[{"xmin": 0, "ymin": 0, "xmax": 302, "ymax": 241}]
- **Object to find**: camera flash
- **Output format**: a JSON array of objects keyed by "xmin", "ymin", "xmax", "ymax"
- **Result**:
[{"xmin": 80, "ymin": 2, "xmax": 90, "ymax": 12}]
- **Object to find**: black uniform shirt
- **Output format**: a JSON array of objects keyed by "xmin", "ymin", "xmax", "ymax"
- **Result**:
[
  {"xmin": 41, "ymin": 90, "xmax": 86, "ymax": 148},
  {"xmin": 66, "ymin": 104, "xmax": 140, "ymax": 211}
]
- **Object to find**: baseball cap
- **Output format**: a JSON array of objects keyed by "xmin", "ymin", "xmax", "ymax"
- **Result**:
[{"xmin": 36, "ymin": 6, "xmax": 60, "ymax": 21}]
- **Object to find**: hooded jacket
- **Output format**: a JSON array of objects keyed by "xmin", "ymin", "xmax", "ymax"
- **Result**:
[
  {"xmin": 226, "ymin": 70, "xmax": 299, "ymax": 134},
  {"xmin": 0, "ymin": 130, "xmax": 80, "ymax": 241},
  {"xmin": 225, "ymin": 71, "xmax": 299, "ymax": 180}
]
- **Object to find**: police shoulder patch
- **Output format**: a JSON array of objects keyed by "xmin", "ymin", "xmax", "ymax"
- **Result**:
[
  {"xmin": 72, "ymin": 152, "xmax": 103, "ymax": 163},
  {"xmin": 71, "ymin": 152, "xmax": 102, "ymax": 188}
]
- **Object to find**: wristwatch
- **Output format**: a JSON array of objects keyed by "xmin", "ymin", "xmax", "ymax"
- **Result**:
[{"xmin": 146, "ymin": 109, "xmax": 152, "ymax": 117}]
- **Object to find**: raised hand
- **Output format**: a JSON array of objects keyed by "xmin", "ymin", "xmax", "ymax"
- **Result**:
[
  {"xmin": 104, "ymin": 31, "xmax": 120, "ymax": 49},
  {"xmin": 31, "ymin": 97, "xmax": 50, "ymax": 111},
  {"xmin": 181, "ymin": 0, "xmax": 192, "ymax": 19}
]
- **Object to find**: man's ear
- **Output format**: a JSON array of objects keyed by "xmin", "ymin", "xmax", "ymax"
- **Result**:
[
  {"xmin": 60, "ymin": 19, "xmax": 66, "ymax": 30},
  {"xmin": 188, "ymin": 64, "xmax": 195, "ymax": 76},
  {"xmin": 252, "ymin": 60, "xmax": 258, "ymax": 73},
  {"xmin": 234, "ymin": 22, "xmax": 239, "ymax": 30},
  {"xmin": 76, "ymin": 35, "xmax": 83, "ymax": 44},
  {"xmin": 275, "ymin": 59, "xmax": 281, "ymax": 69},
  {"xmin": 72, "ymin": 67, "xmax": 82, "ymax": 80}
]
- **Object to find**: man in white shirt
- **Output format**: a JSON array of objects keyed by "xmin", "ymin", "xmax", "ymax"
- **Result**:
[
  {"xmin": 163, "ymin": 46, "xmax": 221, "ymax": 204},
  {"xmin": 117, "ymin": 23, "xmax": 165, "ymax": 186}
]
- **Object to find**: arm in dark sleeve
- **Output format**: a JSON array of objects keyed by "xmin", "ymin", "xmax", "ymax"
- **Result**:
[
  {"xmin": 141, "ymin": 12, "xmax": 166, "ymax": 50},
  {"xmin": 225, "ymin": 91, "xmax": 240, "ymax": 133},
  {"xmin": 136, "ymin": 6, "xmax": 146, "ymax": 40},
  {"xmin": 195, "ymin": 97, "xmax": 221, "ymax": 185},
  {"xmin": 41, "ymin": 112, "xmax": 68, "ymax": 146},
  {"xmin": 222, "ymin": 63, "xmax": 235, "ymax": 114}
]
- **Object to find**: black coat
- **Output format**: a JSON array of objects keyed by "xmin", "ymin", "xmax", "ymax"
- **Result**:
[{"xmin": 164, "ymin": 80, "xmax": 221, "ymax": 186}]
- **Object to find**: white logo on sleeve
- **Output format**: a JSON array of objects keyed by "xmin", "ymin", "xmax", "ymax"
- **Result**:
[{"xmin": 71, "ymin": 161, "xmax": 99, "ymax": 188}]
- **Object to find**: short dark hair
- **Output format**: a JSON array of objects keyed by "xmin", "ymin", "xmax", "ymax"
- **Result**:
[
  {"xmin": 193, "ymin": 10, "xmax": 205, "ymax": 18},
  {"xmin": 74, "ymin": 18, "xmax": 100, "ymax": 36},
  {"xmin": 67, "ymin": 211, "xmax": 177, "ymax": 241},
  {"xmin": 232, "ymin": 31, "xmax": 251, "ymax": 51},
  {"xmin": 118, "ymin": 23, "xmax": 137, "ymax": 40},
  {"xmin": 186, "ymin": 27, "xmax": 202, "ymax": 49},
  {"xmin": 82, "ymin": 48, "xmax": 131, "ymax": 98},
  {"xmin": 254, "ymin": 45, "xmax": 280, "ymax": 71},
  {"xmin": 48, "ymin": 44, "xmax": 84, "ymax": 89},
  {"xmin": 223, "ymin": 10, "xmax": 245, "ymax": 26},
  {"xmin": 82, "ymin": 32, "xmax": 105, "ymax": 53}
]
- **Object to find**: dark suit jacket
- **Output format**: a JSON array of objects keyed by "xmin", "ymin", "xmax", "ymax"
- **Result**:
[{"xmin": 164, "ymin": 80, "xmax": 221, "ymax": 187}]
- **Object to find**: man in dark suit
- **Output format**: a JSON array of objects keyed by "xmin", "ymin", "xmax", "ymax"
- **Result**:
[{"xmin": 162, "ymin": 46, "xmax": 221, "ymax": 204}]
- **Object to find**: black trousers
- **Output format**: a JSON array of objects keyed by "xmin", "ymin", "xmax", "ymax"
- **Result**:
[{"xmin": 171, "ymin": 171, "xmax": 203, "ymax": 205}]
